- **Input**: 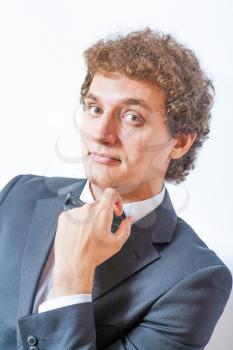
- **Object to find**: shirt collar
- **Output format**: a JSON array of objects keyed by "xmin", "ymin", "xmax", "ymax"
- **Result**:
[{"xmin": 80, "ymin": 179, "xmax": 166, "ymax": 225}]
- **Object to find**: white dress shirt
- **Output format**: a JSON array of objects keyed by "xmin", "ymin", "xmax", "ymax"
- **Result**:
[{"xmin": 33, "ymin": 179, "xmax": 166, "ymax": 313}]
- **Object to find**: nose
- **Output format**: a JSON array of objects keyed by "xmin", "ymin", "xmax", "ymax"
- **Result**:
[{"xmin": 92, "ymin": 113, "xmax": 118, "ymax": 145}]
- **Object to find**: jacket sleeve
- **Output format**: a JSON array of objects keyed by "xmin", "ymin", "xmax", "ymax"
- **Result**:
[{"xmin": 17, "ymin": 264, "xmax": 232, "ymax": 350}]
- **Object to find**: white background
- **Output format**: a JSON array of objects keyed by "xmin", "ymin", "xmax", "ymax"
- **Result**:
[{"xmin": 0, "ymin": 1, "xmax": 232, "ymax": 348}]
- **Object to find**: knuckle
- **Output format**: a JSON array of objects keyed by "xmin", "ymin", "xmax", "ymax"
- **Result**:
[
  {"xmin": 115, "ymin": 240, "xmax": 124, "ymax": 251},
  {"xmin": 105, "ymin": 187, "xmax": 116, "ymax": 193},
  {"xmin": 84, "ymin": 202, "xmax": 94, "ymax": 208},
  {"xmin": 58, "ymin": 211, "xmax": 65, "ymax": 221},
  {"xmin": 84, "ymin": 202, "xmax": 96, "ymax": 211},
  {"xmin": 99, "ymin": 202, "xmax": 110, "ymax": 210},
  {"xmin": 87, "ymin": 202, "xmax": 96, "ymax": 208},
  {"xmin": 105, "ymin": 188, "xmax": 117, "ymax": 197}
]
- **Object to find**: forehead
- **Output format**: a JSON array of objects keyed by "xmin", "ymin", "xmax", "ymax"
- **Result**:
[{"xmin": 86, "ymin": 72, "xmax": 165, "ymax": 110}]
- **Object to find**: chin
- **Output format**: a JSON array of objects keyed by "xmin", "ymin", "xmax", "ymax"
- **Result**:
[
  {"xmin": 87, "ymin": 174, "xmax": 117, "ymax": 189},
  {"xmin": 86, "ymin": 171, "xmax": 139, "ymax": 196}
]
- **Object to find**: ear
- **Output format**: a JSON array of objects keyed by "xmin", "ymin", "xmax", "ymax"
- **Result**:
[{"xmin": 170, "ymin": 132, "xmax": 197, "ymax": 160}]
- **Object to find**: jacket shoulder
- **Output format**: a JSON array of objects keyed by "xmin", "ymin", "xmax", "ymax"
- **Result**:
[
  {"xmin": 0, "ymin": 173, "xmax": 86, "ymax": 207},
  {"xmin": 173, "ymin": 216, "xmax": 232, "ymax": 281}
]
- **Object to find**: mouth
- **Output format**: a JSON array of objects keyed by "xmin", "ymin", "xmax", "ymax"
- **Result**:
[{"xmin": 88, "ymin": 152, "xmax": 121, "ymax": 165}]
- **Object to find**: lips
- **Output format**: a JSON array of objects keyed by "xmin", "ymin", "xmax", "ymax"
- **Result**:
[
  {"xmin": 89, "ymin": 152, "xmax": 120, "ymax": 161},
  {"xmin": 89, "ymin": 152, "xmax": 121, "ymax": 165}
]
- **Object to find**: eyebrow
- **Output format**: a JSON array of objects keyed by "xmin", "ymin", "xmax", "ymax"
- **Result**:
[{"xmin": 84, "ymin": 92, "xmax": 151, "ymax": 111}]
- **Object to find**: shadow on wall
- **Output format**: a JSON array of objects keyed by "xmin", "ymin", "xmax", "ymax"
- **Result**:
[{"xmin": 206, "ymin": 292, "xmax": 232, "ymax": 349}]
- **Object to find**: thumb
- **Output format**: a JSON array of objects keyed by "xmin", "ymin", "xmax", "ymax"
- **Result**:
[{"xmin": 113, "ymin": 216, "xmax": 134, "ymax": 242}]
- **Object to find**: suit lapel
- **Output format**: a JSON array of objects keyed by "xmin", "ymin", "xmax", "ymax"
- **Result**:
[
  {"xmin": 92, "ymin": 188, "xmax": 177, "ymax": 299},
  {"xmin": 92, "ymin": 224, "xmax": 160, "ymax": 300},
  {"xmin": 17, "ymin": 178, "xmax": 177, "ymax": 317}
]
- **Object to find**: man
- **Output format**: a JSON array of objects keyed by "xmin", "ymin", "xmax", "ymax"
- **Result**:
[{"xmin": 0, "ymin": 27, "xmax": 232, "ymax": 350}]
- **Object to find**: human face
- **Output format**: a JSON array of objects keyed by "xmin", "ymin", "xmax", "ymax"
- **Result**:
[{"xmin": 80, "ymin": 71, "xmax": 176, "ymax": 202}]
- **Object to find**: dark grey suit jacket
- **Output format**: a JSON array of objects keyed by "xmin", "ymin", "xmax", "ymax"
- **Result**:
[{"xmin": 0, "ymin": 174, "xmax": 232, "ymax": 350}]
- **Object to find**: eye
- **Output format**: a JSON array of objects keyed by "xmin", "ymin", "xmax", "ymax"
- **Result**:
[
  {"xmin": 90, "ymin": 106, "xmax": 102, "ymax": 114},
  {"xmin": 123, "ymin": 112, "xmax": 144, "ymax": 123},
  {"xmin": 84, "ymin": 104, "xmax": 102, "ymax": 115}
]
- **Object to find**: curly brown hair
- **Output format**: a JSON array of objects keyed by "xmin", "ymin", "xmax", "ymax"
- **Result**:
[{"xmin": 80, "ymin": 27, "xmax": 214, "ymax": 185}]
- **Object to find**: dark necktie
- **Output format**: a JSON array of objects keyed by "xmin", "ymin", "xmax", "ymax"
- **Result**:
[{"xmin": 63, "ymin": 191, "xmax": 126, "ymax": 233}]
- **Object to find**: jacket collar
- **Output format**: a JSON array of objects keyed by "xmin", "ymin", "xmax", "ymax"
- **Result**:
[{"xmin": 59, "ymin": 178, "xmax": 177, "ymax": 244}]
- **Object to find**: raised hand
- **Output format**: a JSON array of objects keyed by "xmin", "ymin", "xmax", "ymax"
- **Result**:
[{"xmin": 52, "ymin": 188, "xmax": 133, "ymax": 297}]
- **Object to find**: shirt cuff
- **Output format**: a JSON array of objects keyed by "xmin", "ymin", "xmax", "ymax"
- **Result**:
[{"xmin": 38, "ymin": 294, "xmax": 92, "ymax": 313}]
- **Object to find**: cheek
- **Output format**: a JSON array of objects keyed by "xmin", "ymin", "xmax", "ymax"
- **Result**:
[
  {"xmin": 122, "ymin": 136, "xmax": 142, "ymax": 163},
  {"xmin": 128, "ymin": 135, "xmax": 172, "ymax": 168},
  {"xmin": 122, "ymin": 129, "xmax": 157, "ymax": 163},
  {"xmin": 148, "ymin": 140, "xmax": 174, "ymax": 178},
  {"xmin": 80, "ymin": 142, "xmax": 87, "ymax": 156},
  {"xmin": 80, "ymin": 121, "xmax": 93, "ymax": 146}
]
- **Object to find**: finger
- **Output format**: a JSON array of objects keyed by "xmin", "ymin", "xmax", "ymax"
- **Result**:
[
  {"xmin": 112, "ymin": 216, "xmax": 134, "ymax": 242},
  {"xmin": 113, "ymin": 201, "xmax": 124, "ymax": 216},
  {"xmin": 100, "ymin": 188, "xmax": 123, "ymax": 214}
]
